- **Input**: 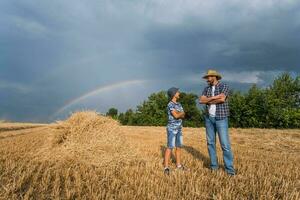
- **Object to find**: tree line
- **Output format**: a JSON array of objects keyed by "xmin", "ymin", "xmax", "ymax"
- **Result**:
[{"xmin": 106, "ymin": 73, "xmax": 300, "ymax": 128}]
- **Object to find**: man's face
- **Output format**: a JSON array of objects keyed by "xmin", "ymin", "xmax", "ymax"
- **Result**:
[{"xmin": 206, "ymin": 76, "xmax": 217, "ymax": 85}]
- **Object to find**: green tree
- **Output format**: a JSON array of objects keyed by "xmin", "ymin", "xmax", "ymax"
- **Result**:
[
  {"xmin": 135, "ymin": 91, "xmax": 169, "ymax": 126},
  {"xmin": 229, "ymin": 72, "xmax": 300, "ymax": 128},
  {"xmin": 179, "ymin": 92, "xmax": 203, "ymax": 127},
  {"xmin": 244, "ymin": 85, "xmax": 268, "ymax": 128},
  {"xmin": 106, "ymin": 107, "xmax": 118, "ymax": 119},
  {"xmin": 265, "ymin": 73, "xmax": 300, "ymax": 128},
  {"xmin": 229, "ymin": 90, "xmax": 247, "ymax": 127},
  {"xmin": 118, "ymin": 109, "xmax": 137, "ymax": 125}
]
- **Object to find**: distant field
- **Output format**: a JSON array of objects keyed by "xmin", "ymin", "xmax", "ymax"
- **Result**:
[
  {"xmin": 0, "ymin": 112, "xmax": 299, "ymax": 200},
  {"xmin": 0, "ymin": 122, "xmax": 46, "ymax": 132}
]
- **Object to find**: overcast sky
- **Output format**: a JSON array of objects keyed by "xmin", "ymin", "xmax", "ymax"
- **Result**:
[{"xmin": 1, "ymin": 0, "xmax": 299, "ymax": 122}]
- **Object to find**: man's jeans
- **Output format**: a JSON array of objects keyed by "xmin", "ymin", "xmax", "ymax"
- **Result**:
[{"xmin": 205, "ymin": 116, "xmax": 235, "ymax": 174}]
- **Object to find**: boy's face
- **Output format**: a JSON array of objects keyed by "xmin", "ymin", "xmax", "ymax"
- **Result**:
[{"xmin": 174, "ymin": 91, "xmax": 180, "ymax": 99}]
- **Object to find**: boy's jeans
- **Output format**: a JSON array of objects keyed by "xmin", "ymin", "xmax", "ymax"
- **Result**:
[
  {"xmin": 205, "ymin": 116, "xmax": 235, "ymax": 174},
  {"xmin": 166, "ymin": 126, "xmax": 183, "ymax": 149}
]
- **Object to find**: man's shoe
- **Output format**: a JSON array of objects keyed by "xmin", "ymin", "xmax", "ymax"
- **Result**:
[
  {"xmin": 226, "ymin": 169, "xmax": 236, "ymax": 177},
  {"xmin": 164, "ymin": 167, "xmax": 170, "ymax": 175},
  {"xmin": 227, "ymin": 172, "xmax": 236, "ymax": 177}
]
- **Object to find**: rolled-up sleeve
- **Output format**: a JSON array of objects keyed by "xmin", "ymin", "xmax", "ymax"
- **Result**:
[{"xmin": 201, "ymin": 87, "xmax": 208, "ymax": 96}]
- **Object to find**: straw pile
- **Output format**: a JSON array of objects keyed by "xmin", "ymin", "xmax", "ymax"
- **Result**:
[
  {"xmin": 54, "ymin": 111, "xmax": 120, "ymax": 144},
  {"xmin": 39, "ymin": 111, "xmax": 136, "ymax": 167}
]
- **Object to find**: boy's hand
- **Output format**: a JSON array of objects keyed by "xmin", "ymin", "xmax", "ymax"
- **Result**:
[{"xmin": 171, "ymin": 110, "xmax": 185, "ymax": 119}]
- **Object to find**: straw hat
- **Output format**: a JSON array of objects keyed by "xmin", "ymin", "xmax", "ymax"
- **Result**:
[{"xmin": 202, "ymin": 70, "xmax": 222, "ymax": 80}]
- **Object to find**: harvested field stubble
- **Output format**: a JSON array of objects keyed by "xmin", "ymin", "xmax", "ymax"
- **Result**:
[{"xmin": 0, "ymin": 111, "xmax": 299, "ymax": 200}]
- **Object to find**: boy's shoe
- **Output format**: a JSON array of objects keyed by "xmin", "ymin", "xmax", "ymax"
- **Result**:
[
  {"xmin": 164, "ymin": 167, "xmax": 170, "ymax": 175},
  {"xmin": 176, "ymin": 165, "xmax": 188, "ymax": 171}
]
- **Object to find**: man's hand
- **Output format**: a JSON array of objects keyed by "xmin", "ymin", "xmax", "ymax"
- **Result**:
[
  {"xmin": 171, "ymin": 110, "xmax": 185, "ymax": 119},
  {"xmin": 199, "ymin": 93, "xmax": 226, "ymax": 104}
]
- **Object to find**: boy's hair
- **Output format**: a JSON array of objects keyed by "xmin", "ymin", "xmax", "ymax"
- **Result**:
[{"xmin": 167, "ymin": 87, "xmax": 179, "ymax": 100}]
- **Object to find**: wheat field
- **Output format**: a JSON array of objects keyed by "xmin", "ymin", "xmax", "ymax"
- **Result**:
[{"xmin": 0, "ymin": 111, "xmax": 299, "ymax": 200}]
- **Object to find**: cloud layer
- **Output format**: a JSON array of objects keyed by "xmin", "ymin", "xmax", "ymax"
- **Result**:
[{"xmin": 0, "ymin": 0, "xmax": 299, "ymax": 122}]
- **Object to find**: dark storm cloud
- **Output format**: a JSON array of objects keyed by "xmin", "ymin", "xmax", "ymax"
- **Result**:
[
  {"xmin": 142, "ymin": 0, "xmax": 300, "ymax": 73},
  {"xmin": 0, "ymin": 0, "xmax": 299, "ymax": 122}
]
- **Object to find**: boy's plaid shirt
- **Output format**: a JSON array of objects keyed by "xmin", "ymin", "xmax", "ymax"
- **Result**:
[{"xmin": 201, "ymin": 82, "xmax": 230, "ymax": 120}]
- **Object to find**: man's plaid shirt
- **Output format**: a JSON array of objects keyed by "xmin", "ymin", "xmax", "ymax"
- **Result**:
[{"xmin": 201, "ymin": 82, "xmax": 230, "ymax": 120}]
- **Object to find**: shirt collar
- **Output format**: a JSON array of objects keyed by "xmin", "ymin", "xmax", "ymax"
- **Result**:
[
  {"xmin": 170, "ymin": 100, "xmax": 179, "ymax": 105},
  {"xmin": 210, "ymin": 81, "xmax": 221, "ymax": 88}
]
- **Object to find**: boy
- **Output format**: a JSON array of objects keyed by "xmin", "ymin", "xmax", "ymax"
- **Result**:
[{"xmin": 164, "ymin": 87, "xmax": 186, "ymax": 175}]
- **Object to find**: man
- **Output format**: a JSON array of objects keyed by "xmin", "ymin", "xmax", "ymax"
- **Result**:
[
  {"xmin": 164, "ymin": 87, "xmax": 186, "ymax": 175},
  {"xmin": 199, "ymin": 70, "xmax": 236, "ymax": 176}
]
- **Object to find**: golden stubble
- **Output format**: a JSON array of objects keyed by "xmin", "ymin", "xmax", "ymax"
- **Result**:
[{"xmin": 0, "ymin": 111, "xmax": 299, "ymax": 200}]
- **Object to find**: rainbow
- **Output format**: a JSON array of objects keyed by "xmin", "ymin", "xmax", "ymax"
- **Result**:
[{"xmin": 52, "ymin": 80, "xmax": 147, "ymax": 118}]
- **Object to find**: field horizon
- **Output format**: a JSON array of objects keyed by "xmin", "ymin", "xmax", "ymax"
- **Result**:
[{"xmin": 0, "ymin": 111, "xmax": 299, "ymax": 199}]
